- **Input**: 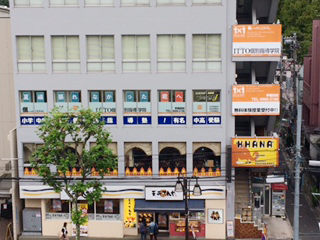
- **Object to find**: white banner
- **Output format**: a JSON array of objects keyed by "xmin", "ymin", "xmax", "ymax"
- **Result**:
[{"xmin": 145, "ymin": 187, "xmax": 183, "ymax": 201}]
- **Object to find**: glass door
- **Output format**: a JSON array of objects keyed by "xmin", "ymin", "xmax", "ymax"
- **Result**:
[{"xmin": 156, "ymin": 213, "xmax": 169, "ymax": 231}]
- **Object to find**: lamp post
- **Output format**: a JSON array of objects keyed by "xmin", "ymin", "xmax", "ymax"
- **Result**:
[{"xmin": 175, "ymin": 175, "xmax": 202, "ymax": 240}]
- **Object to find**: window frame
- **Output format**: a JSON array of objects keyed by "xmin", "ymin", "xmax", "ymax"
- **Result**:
[
  {"xmin": 14, "ymin": 0, "xmax": 43, "ymax": 7},
  {"xmin": 16, "ymin": 36, "xmax": 46, "ymax": 73},
  {"xmin": 88, "ymin": 90, "xmax": 116, "ymax": 114},
  {"xmin": 122, "ymin": 35, "xmax": 151, "ymax": 73},
  {"xmin": 20, "ymin": 91, "xmax": 48, "ymax": 115},
  {"xmin": 158, "ymin": 90, "xmax": 186, "ymax": 115},
  {"xmin": 157, "ymin": 0, "xmax": 186, "ymax": 6},
  {"xmin": 123, "ymin": 90, "xmax": 151, "ymax": 115},
  {"xmin": 84, "ymin": 0, "xmax": 114, "ymax": 6},
  {"xmin": 157, "ymin": 34, "xmax": 186, "ymax": 72},
  {"xmin": 51, "ymin": 35, "xmax": 81, "ymax": 73},
  {"xmin": 192, "ymin": 89, "xmax": 221, "ymax": 116},
  {"xmin": 86, "ymin": 35, "xmax": 115, "ymax": 73},
  {"xmin": 121, "ymin": 0, "xmax": 150, "ymax": 7},
  {"xmin": 54, "ymin": 90, "xmax": 82, "ymax": 112},
  {"xmin": 192, "ymin": 0, "xmax": 222, "ymax": 5},
  {"xmin": 192, "ymin": 34, "xmax": 221, "ymax": 72},
  {"xmin": 50, "ymin": 0, "xmax": 79, "ymax": 7}
]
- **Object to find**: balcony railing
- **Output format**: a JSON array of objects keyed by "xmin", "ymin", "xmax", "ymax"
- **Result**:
[
  {"xmin": 125, "ymin": 167, "xmax": 152, "ymax": 176},
  {"xmin": 193, "ymin": 167, "xmax": 221, "ymax": 177},
  {"xmin": 24, "ymin": 167, "xmax": 118, "ymax": 177}
]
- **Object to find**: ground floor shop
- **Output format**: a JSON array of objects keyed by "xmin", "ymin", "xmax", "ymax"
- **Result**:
[{"xmin": 19, "ymin": 185, "xmax": 227, "ymax": 239}]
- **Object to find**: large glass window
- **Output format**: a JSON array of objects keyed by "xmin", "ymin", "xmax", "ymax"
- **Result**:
[
  {"xmin": 96, "ymin": 199, "xmax": 120, "ymax": 214},
  {"xmin": 52, "ymin": 36, "xmax": 80, "ymax": 73},
  {"xmin": 121, "ymin": 0, "xmax": 149, "ymax": 6},
  {"xmin": 17, "ymin": 36, "xmax": 45, "ymax": 73},
  {"xmin": 123, "ymin": 90, "xmax": 151, "ymax": 114},
  {"xmin": 193, "ymin": 90, "xmax": 220, "ymax": 114},
  {"xmin": 50, "ymin": 0, "xmax": 78, "ymax": 6},
  {"xmin": 157, "ymin": 35, "xmax": 185, "ymax": 72},
  {"xmin": 15, "ymin": 0, "xmax": 43, "ymax": 7},
  {"xmin": 193, "ymin": 34, "xmax": 221, "ymax": 71},
  {"xmin": 158, "ymin": 90, "xmax": 186, "ymax": 115},
  {"xmin": 89, "ymin": 90, "xmax": 116, "ymax": 114},
  {"xmin": 157, "ymin": 0, "xmax": 185, "ymax": 5},
  {"xmin": 23, "ymin": 143, "xmax": 43, "ymax": 164},
  {"xmin": 20, "ymin": 91, "xmax": 48, "ymax": 114},
  {"xmin": 54, "ymin": 91, "xmax": 82, "ymax": 112},
  {"xmin": 85, "ymin": 0, "xmax": 113, "ymax": 6},
  {"xmin": 122, "ymin": 35, "xmax": 150, "ymax": 72},
  {"xmin": 87, "ymin": 36, "xmax": 115, "ymax": 72},
  {"xmin": 192, "ymin": 0, "xmax": 221, "ymax": 4}
]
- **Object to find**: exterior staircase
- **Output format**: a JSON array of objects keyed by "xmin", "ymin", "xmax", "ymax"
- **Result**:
[{"xmin": 235, "ymin": 169, "xmax": 251, "ymax": 216}]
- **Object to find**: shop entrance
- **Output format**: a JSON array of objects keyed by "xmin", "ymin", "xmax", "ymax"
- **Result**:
[{"xmin": 252, "ymin": 183, "xmax": 271, "ymax": 215}]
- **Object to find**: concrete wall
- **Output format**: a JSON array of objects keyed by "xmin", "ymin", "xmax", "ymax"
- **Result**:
[
  {"xmin": 0, "ymin": 7, "xmax": 15, "ymax": 166},
  {"xmin": 205, "ymin": 199, "xmax": 226, "ymax": 239},
  {"xmin": 25, "ymin": 199, "xmax": 41, "ymax": 208}
]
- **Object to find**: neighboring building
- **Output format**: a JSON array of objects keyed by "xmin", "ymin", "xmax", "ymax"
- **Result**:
[{"xmin": 9, "ymin": 0, "xmax": 280, "ymax": 239}]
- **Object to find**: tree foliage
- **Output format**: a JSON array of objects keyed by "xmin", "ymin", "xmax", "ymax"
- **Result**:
[
  {"xmin": 31, "ymin": 108, "xmax": 117, "ymax": 239},
  {"xmin": 0, "ymin": 0, "xmax": 9, "ymax": 7},
  {"xmin": 278, "ymin": 0, "xmax": 320, "ymax": 61}
]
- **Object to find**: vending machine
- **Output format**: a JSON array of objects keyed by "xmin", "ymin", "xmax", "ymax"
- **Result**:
[{"xmin": 271, "ymin": 184, "xmax": 288, "ymax": 217}]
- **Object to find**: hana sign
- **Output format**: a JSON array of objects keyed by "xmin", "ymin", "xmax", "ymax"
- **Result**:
[
  {"xmin": 232, "ymin": 137, "xmax": 279, "ymax": 167},
  {"xmin": 124, "ymin": 199, "xmax": 137, "ymax": 228},
  {"xmin": 232, "ymin": 85, "xmax": 280, "ymax": 116},
  {"xmin": 233, "ymin": 24, "xmax": 282, "ymax": 58}
]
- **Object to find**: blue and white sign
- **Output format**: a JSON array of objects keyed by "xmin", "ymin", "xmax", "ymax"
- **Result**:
[
  {"xmin": 36, "ymin": 92, "xmax": 45, "ymax": 103},
  {"xmin": 124, "ymin": 116, "xmax": 138, "ymax": 125},
  {"xmin": 158, "ymin": 116, "xmax": 186, "ymax": 125},
  {"xmin": 101, "ymin": 116, "xmax": 117, "ymax": 125},
  {"xmin": 57, "ymin": 92, "xmax": 66, "ymax": 102},
  {"xmin": 35, "ymin": 117, "xmax": 45, "ymax": 125},
  {"xmin": 71, "ymin": 92, "xmax": 80, "ymax": 102},
  {"xmin": 20, "ymin": 117, "xmax": 35, "ymax": 125},
  {"xmin": 91, "ymin": 92, "xmax": 100, "ymax": 102},
  {"xmin": 140, "ymin": 92, "xmax": 149, "ymax": 102},
  {"xmin": 126, "ymin": 91, "xmax": 135, "ymax": 102},
  {"xmin": 105, "ymin": 92, "xmax": 114, "ymax": 102},
  {"xmin": 193, "ymin": 116, "xmax": 221, "ymax": 125},
  {"xmin": 22, "ymin": 92, "xmax": 31, "ymax": 102},
  {"xmin": 138, "ymin": 116, "xmax": 151, "ymax": 125}
]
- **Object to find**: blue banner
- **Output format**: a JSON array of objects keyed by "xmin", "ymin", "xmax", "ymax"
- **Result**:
[
  {"xmin": 101, "ymin": 116, "xmax": 117, "ymax": 125},
  {"xmin": 91, "ymin": 92, "xmax": 100, "ymax": 102},
  {"xmin": 158, "ymin": 116, "xmax": 172, "ymax": 125},
  {"xmin": 22, "ymin": 92, "xmax": 31, "ymax": 102},
  {"xmin": 20, "ymin": 116, "xmax": 35, "ymax": 125},
  {"xmin": 192, "ymin": 116, "xmax": 221, "ymax": 125},
  {"xmin": 71, "ymin": 92, "xmax": 80, "ymax": 102},
  {"xmin": 56, "ymin": 92, "xmax": 66, "ymax": 102},
  {"xmin": 126, "ymin": 91, "xmax": 135, "ymax": 102},
  {"xmin": 105, "ymin": 92, "xmax": 114, "ymax": 102},
  {"xmin": 36, "ymin": 92, "xmax": 45, "ymax": 103},
  {"xmin": 140, "ymin": 91, "xmax": 149, "ymax": 102},
  {"xmin": 137, "ymin": 116, "xmax": 151, "ymax": 124},
  {"xmin": 124, "ymin": 116, "xmax": 138, "ymax": 125}
]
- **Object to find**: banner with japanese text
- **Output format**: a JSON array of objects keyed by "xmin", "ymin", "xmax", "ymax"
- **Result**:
[
  {"xmin": 72, "ymin": 203, "xmax": 88, "ymax": 236},
  {"xmin": 124, "ymin": 199, "xmax": 137, "ymax": 228}
]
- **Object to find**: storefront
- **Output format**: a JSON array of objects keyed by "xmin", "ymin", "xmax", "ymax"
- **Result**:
[{"xmin": 19, "ymin": 185, "xmax": 226, "ymax": 239}]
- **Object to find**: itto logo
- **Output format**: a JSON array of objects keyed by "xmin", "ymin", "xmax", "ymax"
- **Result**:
[
  {"xmin": 234, "ymin": 26, "xmax": 246, "ymax": 35},
  {"xmin": 233, "ymin": 86, "xmax": 245, "ymax": 95}
]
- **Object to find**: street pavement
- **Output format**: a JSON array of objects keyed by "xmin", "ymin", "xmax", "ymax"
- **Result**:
[{"xmin": 0, "ymin": 218, "xmax": 11, "ymax": 240}]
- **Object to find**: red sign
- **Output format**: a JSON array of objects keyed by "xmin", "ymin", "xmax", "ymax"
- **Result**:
[
  {"xmin": 175, "ymin": 92, "xmax": 184, "ymax": 102},
  {"xmin": 272, "ymin": 184, "xmax": 288, "ymax": 190},
  {"xmin": 161, "ymin": 91, "xmax": 169, "ymax": 102}
]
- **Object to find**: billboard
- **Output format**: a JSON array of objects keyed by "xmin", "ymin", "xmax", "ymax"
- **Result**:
[
  {"xmin": 233, "ymin": 24, "xmax": 282, "ymax": 58},
  {"xmin": 232, "ymin": 84, "xmax": 280, "ymax": 116},
  {"xmin": 232, "ymin": 137, "xmax": 279, "ymax": 167}
]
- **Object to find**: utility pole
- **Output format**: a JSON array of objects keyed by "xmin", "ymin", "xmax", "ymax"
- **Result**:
[{"xmin": 284, "ymin": 33, "xmax": 301, "ymax": 240}]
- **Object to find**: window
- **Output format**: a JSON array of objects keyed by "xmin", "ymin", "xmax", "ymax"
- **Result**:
[
  {"xmin": 89, "ymin": 90, "xmax": 116, "ymax": 113},
  {"xmin": 192, "ymin": 34, "xmax": 221, "ymax": 71},
  {"xmin": 158, "ymin": 90, "xmax": 185, "ymax": 114},
  {"xmin": 87, "ymin": 36, "xmax": 115, "ymax": 72},
  {"xmin": 121, "ymin": 0, "xmax": 149, "ymax": 6},
  {"xmin": 17, "ymin": 36, "xmax": 45, "ymax": 73},
  {"xmin": 50, "ymin": 0, "xmax": 78, "ymax": 6},
  {"xmin": 54, "ymin": 91, "xmax": 82, "ymax": 112},
  {"xmin": 52, "ymin": 36, "xmax": 80, "ymax": 73},
  {"xmin": 157, "ymin": 35, "xmax": 185, "ymax": 72},
  {"xmin": 20, "ymin": 91, "xmax": 48, "ymax": 114},
  {"xmin": 23, "ymin": 143, "xmax": 43, "ymax": 164},
  {"xmin": 122, "ymin": 35, "xmax": 150, "ymax": 72},
  {"xmin": 47, "ymin": 200, "xmax": 70, "ymax": 213},
  {"xmin": 124, "ymin": 90, "xmax": 151, "ymax": 113},
  {"xmin": 15, "ymin": 0, "xmax": 43, "ymax": 7},
  {"xmin": 85, "ymin": 0, "xmax": 113, "ymax": 6},
  {"xmin": 157, "ymin": 0, "xmax": 185, "ymax": 5},
  {"xmin": 192, "ymin": 0, "xmax": 221, "ymax": 4},
  {"xmin": 96, "ymin": 199, "xmax": 120, "ymax": 214},
  {"xmin": 193, "ymin": 90, "xmax": 221, "ymax": 125}
]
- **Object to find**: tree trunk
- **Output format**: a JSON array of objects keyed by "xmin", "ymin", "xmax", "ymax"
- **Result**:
[{"xmin": 76, "ymin": 223, "xmax": 80, "ymax": 240}]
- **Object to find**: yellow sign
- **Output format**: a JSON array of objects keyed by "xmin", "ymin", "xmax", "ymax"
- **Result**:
[
  {"xmin": 72, "ymin": 203, "xmax": 88, "ymax": 236},
  {"xmin": 232, "ymin": 137, "xmax": 279, "ymax": 167},
  {"xmin": 124, "ymin": 199, "xmax": 137, "ymax": 228}
]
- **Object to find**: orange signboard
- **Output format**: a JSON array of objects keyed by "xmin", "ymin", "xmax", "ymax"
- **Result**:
[
  {"xmin": 232, "ymin": 84, "xmax": 280, "ymax": 116},
  {"xmin": 232, "ymin": 137, "xmax": 279, "ymax": 168},
  {"xmin": 233, "ymin": 24, "xmax": 282, "ymax": 57}
]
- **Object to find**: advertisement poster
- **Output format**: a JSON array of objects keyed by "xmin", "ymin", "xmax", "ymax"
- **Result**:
[
  {"xmin": 208, "ymin": 209, "xmax": 223, "ymax": 224},
  {"xmin": 160, "ymin": 91, "xmax": 170, "ymax": 102},
  {"xmin": 232, "ymin": 85, "xmax": 280, "ymax": 116},
  {"xmin": 36, "ymin": 92, "xmax": 45, "ymax": 102},
  {"xmin": 175, "ymin": 91, "xmax": 184, "ymax": 102},
  {"xmin": 52, "ymin": 199, "xmax": 62, "ymax": 212},
  {"xmin": 227, "ymin": 220, "xmax": 234, "ymax": 237},
  {"xmin": 233, "ymin": 24, "xmax": 282, "ymax": 58},
  {"xmin": 72, "ymin": 203, "xmax": 88, "ymax": 236},
  {"xmin": 232, "ymin": 137, "xmax": 279, "ymax": 167},
  {"xmin": 124, "ymin": 199, "xmax": 137, "ymax": 228},
  {"xmin": 22, "ymin": 92, "xmax": 31, "ymax": 102},
  {"xmin": 104, "ymin": 200, "xmax": 113, "ymax": 213}
]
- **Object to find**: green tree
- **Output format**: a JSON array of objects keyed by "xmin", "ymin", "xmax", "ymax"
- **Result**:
[
  {"xmin": 0, "ymin": 0, "xmax": 9, "ymax": 7},
  {"xmin": 31, "ymin": 108, "xmax": 117, "ymax": 240},
  {"xmin": 278, "ymin": 0, "xmax": 320, "ymax": 61}
]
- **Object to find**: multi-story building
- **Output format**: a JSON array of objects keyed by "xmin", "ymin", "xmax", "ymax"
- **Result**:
[{"xmin": 9, "ymin": 0, "xmax": 280, "ymax": 238}]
